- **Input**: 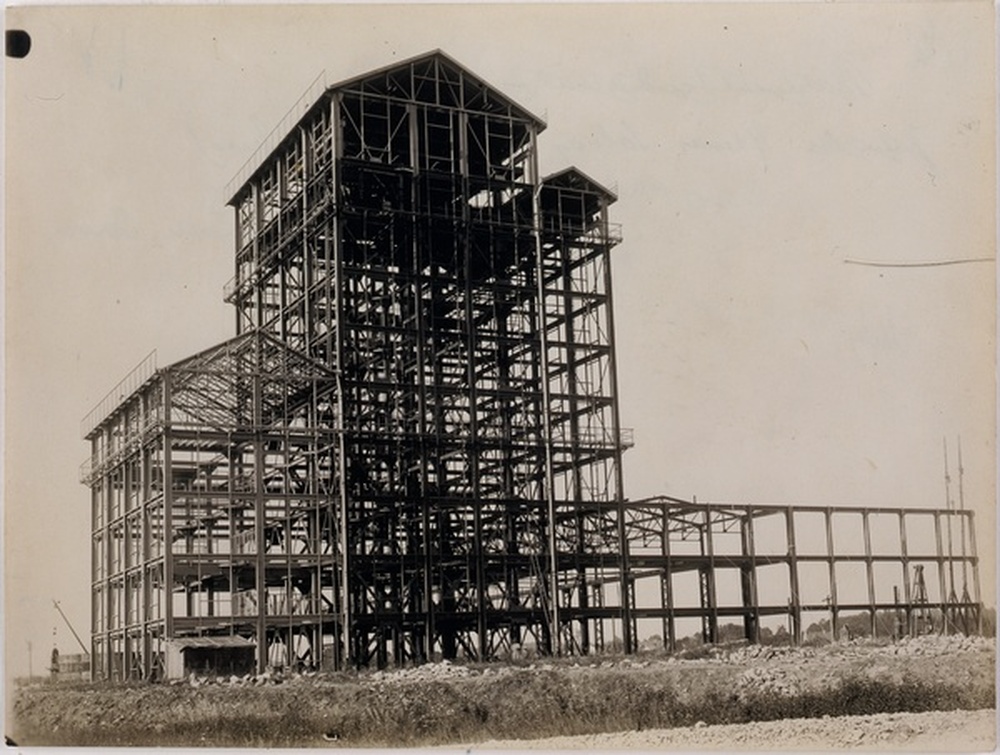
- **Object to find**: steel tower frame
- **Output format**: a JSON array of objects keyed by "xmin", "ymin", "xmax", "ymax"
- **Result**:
[{"xmin": 223, "ymin": 51, "xmax": 633, "ymax": 667}]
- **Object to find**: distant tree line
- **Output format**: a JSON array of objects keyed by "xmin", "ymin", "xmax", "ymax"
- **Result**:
[{"xmin": 635, "ymin": 606, "xmax": 995, "ymax": 652}]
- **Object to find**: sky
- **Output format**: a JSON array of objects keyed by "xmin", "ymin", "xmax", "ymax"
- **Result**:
[{"xmin": 3, "ymin": 1, "xmax": 996, "ymax": 685}]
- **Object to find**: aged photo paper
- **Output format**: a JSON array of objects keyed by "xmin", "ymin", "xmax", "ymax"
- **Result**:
[{"xmin": 4, "ymin": 2, "xmax": 996, "ymax": 751}]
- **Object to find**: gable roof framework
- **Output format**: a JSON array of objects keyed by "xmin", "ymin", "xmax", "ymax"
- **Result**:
[
  {"xmin": 226, "ymin": 49, "xmax": 547, "ymax": 206},
  {"xmin": 79, "ymin": 331, "xmax": 337, "ymax": 485},
  {"xmin": 166, "ymin": 331, "xmax": 337, "ymax": 432}
]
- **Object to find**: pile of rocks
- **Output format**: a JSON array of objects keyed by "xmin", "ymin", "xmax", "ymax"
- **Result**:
[
  {"xmin": 724, "ymin": 644, "xmax": 795, "ymax": 664},
  {"xmin": 732, "ymin": 666, "xmax": 802, "ymax": 701},
  {"xmin": 369, "ymin": 659, "xmax": 474, "ymax": 684},
  {"xmin": 179, "ymin": 670, "xmax": 289, "ymax": 687},
  {"xmin": 876, "ymin": 633, "xmax": 993, "ymax": 657}
]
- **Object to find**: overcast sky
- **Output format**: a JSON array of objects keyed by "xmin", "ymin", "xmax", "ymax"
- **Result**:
[{"xmin": 4, "ymin": 2, "xmax": 996, "ymax": 682}]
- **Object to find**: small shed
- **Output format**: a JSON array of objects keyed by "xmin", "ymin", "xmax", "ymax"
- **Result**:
[
  {"xmin": 55, "ymin": 652, "xmax": 91, "ymax": 681},
  {"xmin": 165, "ymin": 636, "xmax": 256, "ymax": 680}
]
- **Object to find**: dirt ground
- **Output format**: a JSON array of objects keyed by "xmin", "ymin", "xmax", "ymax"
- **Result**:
[
  {"xmin": 8, "ymin": 633, "xmax": 996, "ymax": 748},
  {"xmin": 464, "ymin": 709, "xmax": 997, "ymax": 751}
]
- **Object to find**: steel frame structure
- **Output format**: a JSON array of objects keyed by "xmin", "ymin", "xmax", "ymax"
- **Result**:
[
  {"xmin": 623, "ymin": 497, "xmax": 981, "ymax": 651},
  {"xmin": 81, "ymin": 51, "xmax": 983, "ymax": 680},
  {"xmin": 84, "ymin": 51, "xmax": 632, "ymax": 678},
  {"xmin": 223, "ymin": 51, "xmax": 633, "ymax": 667},
  {"xmin": 82, "ymin": 333, "xmax": 340, "ymax": 680}
]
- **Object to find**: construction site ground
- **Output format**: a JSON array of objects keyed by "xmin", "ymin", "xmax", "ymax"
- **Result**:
[
  {"xmin": 467, "ymin": 708, "xmax": 996, "ymax": 751},
  {"xmin": 8, "ymin": 634, "xmax": 995, "ymax": 749}
]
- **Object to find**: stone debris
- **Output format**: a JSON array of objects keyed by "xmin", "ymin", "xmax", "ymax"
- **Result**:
[
  {"xmin": 172, "ymin": 634, "xmax": 994, "ymax": 690},
  {"xmin": 709, "ymin": 633, "xmax": 993, "ymax": 666},
  {"xmin": 12, "ymin": 633, "xmax": 995, "ymax": 749},
  {"xmin": 370, "ymin": 660, "xmax": 474, "ymax": 684},
  {"xmin": 734, "ymin": 666, "xmax": 802, "ymax": 700},
  {"xmin": 873, "ymin": 633, "xmax": 993, "ymax": 657}
]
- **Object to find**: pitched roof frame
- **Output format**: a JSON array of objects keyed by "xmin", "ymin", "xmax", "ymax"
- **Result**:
[
  {"xmin": 542, "ymin": 166, "xmax": 618, "ymax": 202},
  {"xmin": 331, "ymin": 49, "xmax": 547, "ymax": 129},
  {"xmin": 227, "ymin": 50, "xmax": 547, "ymax": 205},
  {"xmin": 165, "ymin": 331, "xmax": 337, "ymax": 431}
]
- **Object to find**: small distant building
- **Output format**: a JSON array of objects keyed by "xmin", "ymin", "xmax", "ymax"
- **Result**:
[
  {"xmin": 165, "ymin": 636, "xmax": 256, "ymax": 680},
  {"xmin": 53, "ymin": 652, "xmax": 91, "ymax": 681}
]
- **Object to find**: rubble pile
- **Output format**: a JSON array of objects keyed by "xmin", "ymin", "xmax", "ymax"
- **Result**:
[
  {"xmin": 724, "ymin": 644, "xmax": 799, "ymax": 664},
  {"xmin": 369, "ymin": 659, "xmax": 473, "ymax": 684},
  {"xmin": 733, "ymin": 666, "xmax": 802, "ymax": 701},
  {"xmin": 172, "ymin": 633, "xmax": 993, "ymax": 690},
  {"xmin": 875, "ymin": 633, "xmax": 993, "ymax": 657}
]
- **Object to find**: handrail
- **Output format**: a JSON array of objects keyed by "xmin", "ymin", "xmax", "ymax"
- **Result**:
[
  {"xmin": 223, "ymin": 70, "xmax": 328, "ymax": 205},
  {"xmin": 79, "ymin": 415, "xmax": 163, "ymax": 485},
  {"xmin": 80, "ymin": 350, "xmax": 158, "ymax": 439},
  {"xmin": 540, "ymin": 218, "xmax": 623, "ymax": 245},
  {"xmin": 550, "ymin": 425, "xmax": 635, "ymax": 449}
]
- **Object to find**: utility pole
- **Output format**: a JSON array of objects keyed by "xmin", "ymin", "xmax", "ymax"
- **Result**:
[
  {"xmin": 53, "ymin": 600, "xmax": 89, "ymax": 656},
  {"xmin": 957, "ymin": 436, "xmax": 969, "ymax": 591},
  {"xmin": 957, "ymin": 436, "xmax": 973, "ymax": 634},
  {"xmin": 943, "ymin": 438, "xmax": 957, "ymax": 633}
]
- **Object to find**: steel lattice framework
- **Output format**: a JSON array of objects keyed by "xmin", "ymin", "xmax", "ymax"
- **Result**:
[
  {"xmin": 84, "ymin": 51, "xmax": 634, "ymax": 677},
  {"xmin": 81, "ymin": 51, "xmax": 982, "ymax": 681}
]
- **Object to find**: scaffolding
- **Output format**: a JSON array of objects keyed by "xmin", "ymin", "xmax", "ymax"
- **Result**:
[{"xmin": 81, "ymin": 50, "xmax": 983, "ymax": 680}]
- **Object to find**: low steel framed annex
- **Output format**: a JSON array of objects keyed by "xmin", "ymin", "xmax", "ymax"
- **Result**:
[
  {"xmin": 623, "ymin": 497, "xmax": 981, "ymax": 651},
  {"xmin": 82, "ymin": 332, "xmax": 340, "ymax": 680}
]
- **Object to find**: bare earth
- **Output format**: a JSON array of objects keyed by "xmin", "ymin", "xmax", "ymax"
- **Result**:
[
  {"xmin": 461, "ymin": 709, "xmax": 996, "ymax": 751},
  {"xmin": 9, "ymin": 634, "xmax": 996, "ymax": 748}
]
